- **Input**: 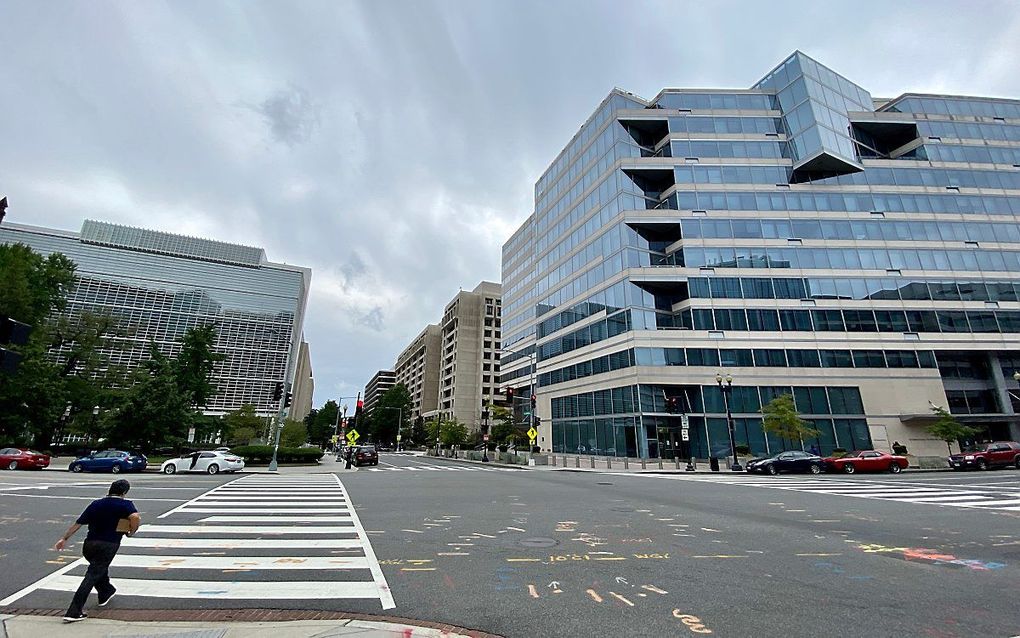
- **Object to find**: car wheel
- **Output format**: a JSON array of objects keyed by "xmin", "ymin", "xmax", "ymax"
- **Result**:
[
  {"xmin": 809, "ymin": 463, "xmax": 822, "ymax": 475},
  {"xmin": 842, "ymin": 463, "xmax": 856, "ymax": 474},
  {"xmin": 889, "ymin": 463, "xmax": 902, "ymax": 474},
  {"xmin": 163, "ymin": 464, "xmax": 177, "ymax": 474},
  {"xmin": 766, "ymin": 464, "xmax": 778, "ymax": 475},
  {"xmin": 977, "ymin": 459, "xmax": 988, "ymax": 471},
  {"xmin": 6, "ymin": 461, "xmax": 17, "ymax": 471},
  {"xmin": 1014, "ymin": 456, "xmax": 1020, "ymax": 470},
  {"xmin": 111, "ymin": 464, "xmax": 122, "ymax": 474},
  {"xmin": 70, "ymin": 464, "xmax": 83, "ymax": 473},
  {"xmin": 207, "ymin": 464, "xmax": 220, "ymax": 475}
]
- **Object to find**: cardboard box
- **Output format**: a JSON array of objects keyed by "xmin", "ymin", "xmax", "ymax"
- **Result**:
[{"xmin": 116, "ymin": 518, "xmax": 132, "ymax": 534}]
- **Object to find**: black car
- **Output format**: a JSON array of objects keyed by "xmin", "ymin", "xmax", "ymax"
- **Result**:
[
  {"xmin": 353, "ymin": 445, "xmax": 379, "ymax": 467},
  {"xmin": 746, "ymin": 450, "xmax": 825, "ymax": 475}
]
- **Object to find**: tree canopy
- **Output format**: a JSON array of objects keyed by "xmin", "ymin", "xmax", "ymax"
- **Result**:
[
  {"xmin": 925, "ymin": 406, "xmax": 980, "ymax": 454},
  {"xmin": 367, "ymin": 384, "xmax": 412, "ymax": 445},
  {"xmin": 761, "ymin": 394, "xmax": 819, "ymax": 450}
]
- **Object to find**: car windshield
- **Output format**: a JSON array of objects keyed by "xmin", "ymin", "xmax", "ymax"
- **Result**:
[{"xmin": 961, "ymin": 445, "xmax": 991, "ymax": 453}]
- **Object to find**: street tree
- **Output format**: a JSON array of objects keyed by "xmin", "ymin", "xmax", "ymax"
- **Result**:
[
  {"xmin": 926, "ymin": 406, "xmax": 980, "ymax": 454},
  {"xmin": 173, "ymin": 323, "xmax": 224, "ymax": 407},
  {"xmin": 409, "ymin": 416, "xmax": 426, "ymax": 447},
  {"xmin": 489, "ymin": 405, "xmax": 519, "ymax": 446},
  {"xmin": 0, "ymin": 242, "xmax": 76, "ymax": 325},
  {"xmin": 761, "ymin": 394, "xmax": 819, "ymax": 451},
  {"xmin": 304, "ymin": 400, "xmax": 340, "ymax": 448},
  {"xmin": 428, "ymin": 416, "xmax": 467, "ymax": 447},
  {"xmin": 368, "ymin": 384, "xmax": 412, "ymax": 444},
  {"xmin": 105, "ymin": 344, "xmax": 194, "ymax": 450},
  {"xmin": 280, "ymin": 419, "xmax": 308, "ymax": 447},
  {"xmin": 223, "ymin": 404, "xmax": 262, "ymax": 446}
]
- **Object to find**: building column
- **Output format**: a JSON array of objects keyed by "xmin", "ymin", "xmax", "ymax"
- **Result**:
[{"xmin": 988, "ymin": 353, "xmax": 1020, "ymax": 441}]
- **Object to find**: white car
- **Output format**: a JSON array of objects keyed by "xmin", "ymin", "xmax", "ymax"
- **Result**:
[{"xmin": 161, "ymin": 451, "xmax": 244, "ymax": 475}]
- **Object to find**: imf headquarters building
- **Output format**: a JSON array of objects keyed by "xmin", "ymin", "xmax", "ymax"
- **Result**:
[
  {"xmin": 0, "ymin": 220, "xmax": 311, "ymax": 418},
  {"xmin": 500, "ymin": 51, "xmax": 1020, "ymax": 461}
]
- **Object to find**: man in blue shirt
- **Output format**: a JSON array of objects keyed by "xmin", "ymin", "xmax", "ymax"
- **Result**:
[{"xmin": 54, "ymin": 479, "xmax": 141, "ymax": 622}]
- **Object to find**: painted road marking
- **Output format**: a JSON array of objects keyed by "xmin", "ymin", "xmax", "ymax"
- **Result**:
[
  {"xmin": 181, "ymin": 508, "xmax": 353, "ymax": 514},
  {"xmin": 141, "ymin": 525, "xmax": 359, "ymax": 535},
  {"xmin": 111, "ymin": 555, "xmax": 372, "ymax": 570},
  {"xmin": 198, "ymin": 515, "xmax": 353, "ymax": 523},
  {"xmin": 123, "ymin": 537, "xmax": 364, "ymax": 549},
  {"xmin": 40, "ymin": 576, "xmax": 381, "ymax": 599}
]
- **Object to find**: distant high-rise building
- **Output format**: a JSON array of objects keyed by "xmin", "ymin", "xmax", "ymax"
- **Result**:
[
  {"xmin": 1, "ymin": 220, "xmax": 311, "ymax": 417},
  {"xmin": 291, "ymin": 340, "xmax": 314, "ymax": 422},
  {"xmin": 363, "ymin": 369, "xmax": 396, "ymax": 415},
  {"xmin": 394, "ymin": 325, "xmax": 442, "ymax": 419},
  {"xmin": 501, "ymin": 51, "xmax": 1020, "ymax": 459}
]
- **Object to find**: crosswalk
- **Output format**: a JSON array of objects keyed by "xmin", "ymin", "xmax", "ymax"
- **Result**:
[
  {"xmin": 610, "ymin": 473, "xmax": 1020, "ymax": 512},
  {"xmin": 0, "ymin": 474, "xmax": 395, "ymax": 609},
  {"xmin": 365, "ymin": 464, "xmax": 518, "ymax": 473}
]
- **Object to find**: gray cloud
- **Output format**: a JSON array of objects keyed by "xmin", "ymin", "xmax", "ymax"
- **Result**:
[{"xmin": 2, "ymin": 0, "xmax": 1019, "ymax": 403}]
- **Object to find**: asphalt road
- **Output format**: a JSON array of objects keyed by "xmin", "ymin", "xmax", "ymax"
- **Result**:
[{"xmin": 1, "ymin": 456, "xmax": 1019, "ymax": 637}]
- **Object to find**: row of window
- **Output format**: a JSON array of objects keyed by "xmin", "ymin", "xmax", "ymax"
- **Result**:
[
  {"xmin": 683, "ymin": 245, "xmax": 1020, "ymax": 272},
  {"xmin": 919, "ymin": 119, "xmax": 1020, "ymax": 143},
  {"xmin": 667, "ymin": 116, "xmax": 783, "ymax": 135},
  {"xmin": 889, "ymin": 96, "xmax": 1020, "ymax": 120},
  {"xmin": 655, "ymin": 92, "xmax": 776, "ymax": 111},
  {"xmin": 681, "ymin": 217, "xmax": 1020, "ymax": 244},
  {"xmin": 537, "ymin": 311, "xmax": 631, "ymax": 361},
  {"xmin": 674, "ymin": 165, "xmax": 1020, "ymax": 191},
  {"xmin": 687, "ymin": 276, "xmax": 1020, "ymax": 303},
  {"xmin": 674, "ymin": 190, "xmax": 1020, "ymax": 215},
  {"xmin": 668, "ymin": 140, "xmax": 789, "ymax": 159},
  {"xmin": 922, "ymin": 143, "xmax": 1020, "ymax": 166},
  {"xmin": 684, "ymin": 306, "xmax": 1020, "ymax": 334}
]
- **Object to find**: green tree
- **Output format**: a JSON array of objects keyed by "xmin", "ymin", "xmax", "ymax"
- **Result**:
[
  {"xmin": 105, "ymin": 345, "xmax": 194, "ymax": 450},
  {"xmin": 304, "ymin": 400, "xmax": 339, "ymax": 448},
  {"xmin": 409, "ymin": 416, "xmax": 426, "ymax": 447},
  {"xmin": 489, "ymin": 405, "xmax": 519, "ymax": 446},
  {"xmin": 0, "ymin": 242, "xmax": 76, "ymax": 325},
  {"xmin": 368, "ymin": 384, "xmax": 412, "ymax": 444},
  {"xmin": 428, "ymin": 416, "xmax": 467, "ymax": 447},
  {"xmin": 926, "ymin": 406, "xmax": 980, "ymax": 454},
  {"xmin": 761, "ymin": 394, "xmax": 819, "ymax": 450},
  {"xmin": 223, "ymin": 404, "xmax": 262, "ymax": 446},
  {"xmin": 280, "ymin": 419, "xmax": 308, "ymax": 447},
  {"xmin": 173, "ymin": 324, "xmax": 224, "ymax": 407}
]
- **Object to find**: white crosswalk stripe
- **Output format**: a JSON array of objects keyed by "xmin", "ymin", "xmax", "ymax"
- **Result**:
[
  {"xmin": 608, "ymin": 472, "xmax": 1020, "ymax": 512},
  {"xmin": 364, "ymin": 464, "xmax": 518, "ymax": 473},
  {"xmin": 0, "ymin": 474, "xmax": 395, "ymax": 610}
]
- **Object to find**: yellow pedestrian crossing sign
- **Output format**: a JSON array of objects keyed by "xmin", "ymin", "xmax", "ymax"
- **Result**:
[
  {"xmin": 527, "ymin": 426, "xmax": 538, "ymax": 442},
  {"xmin": 331, "ymin": 435, "xmax": 339, "ymax": 443},
  {"xmin": 346, "ymin": 429, "xmax": 360, "ymax": 445}
]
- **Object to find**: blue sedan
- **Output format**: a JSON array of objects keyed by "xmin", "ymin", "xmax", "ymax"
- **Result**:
[{"xmin": 68, "ymin": 450, "xmax": 147, "ymax": 473}]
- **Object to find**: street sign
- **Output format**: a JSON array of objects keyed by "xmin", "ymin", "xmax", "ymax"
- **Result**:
[
  {"xmin": 681, "ymin": 428, "xmax": 690, "ymax": 442},
  {"xmin": 680, "ymin": 414, "xmax": 689, "ymax": 428},
  {"xmin": 396, "ymin": 434, "xmax": 402, "ymax": 442},
  {"xmin": 346, "ymin": 429, "xmax": 360, "ymax": 445},
  {"xmin": 330, "ymin": 435, "xmax": 339, "ymax": 443},
  {"xmin": 527, "ymin": 426, "xmax": 538, "ymax": 442}
]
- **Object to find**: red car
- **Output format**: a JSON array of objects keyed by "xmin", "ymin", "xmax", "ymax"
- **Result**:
[
  {"xmin": 824, "ymin": 450, "xmax": 909, "ymax": 474},
  {"xmin": 948, "ymin": 441, "xmax": 1020, "ymax": 470},
  {"xmin": 0, "ymin": 447, "xmax": 51, "ymax": 470}
]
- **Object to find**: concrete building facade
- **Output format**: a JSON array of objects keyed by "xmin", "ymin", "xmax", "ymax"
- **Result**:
[
  {"xmin": 438, "ymin": 281, "xmax": 502, "ymax": 432},
  {"xmin": 394, "ymin": 325, "xmax": 442, "ymax": 419},
  {"xmin": 0, "ymin": 220, "xmax": 311, "ymax": 418},
  {"xmin": 290, "ymin": 340, "xmax": 314, "ymax": 422},
  {"xmin": 364, "ymin": 369, "xmax": 396, "ymax": 415},
  {"xmin": 500, "ymin": 51, "xmax": 1020, "ymax": 459}
]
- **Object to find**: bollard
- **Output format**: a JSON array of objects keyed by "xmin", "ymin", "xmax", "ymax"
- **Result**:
[
  {"xmin": 675, "ymin": 455, "xmax": 681, "ymax": 470},
  {"xmin": 623, "ymin": 457, "xmax": 629, "ymax": 469},
  {"xmin": 607, "ymin": 457, "xmax": 612, "ymax": 470},
  {"xmin": 658, "ymin": 458, "xmax": 664, "ymax": 469},
  {"xmin": 589, "ymin": 456, "xmax": 593, "ymax": 468},
  {"xmin": 641, "ymin": 458, "xmax": 646, "ymax": 469}
]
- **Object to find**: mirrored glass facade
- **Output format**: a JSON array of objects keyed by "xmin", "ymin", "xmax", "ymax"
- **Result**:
[
  {"xmin": 0, "ymin": 221, "xmax": 310, "ymax": 416},
  {"xmin": 501, "ymin": 51, "xmax": 1020, "ymax": 459}
]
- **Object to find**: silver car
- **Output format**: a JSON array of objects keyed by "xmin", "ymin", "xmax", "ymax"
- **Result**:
[{"xmin": 161, "ymin": 450, "xmax": 245, "ymax": 475}]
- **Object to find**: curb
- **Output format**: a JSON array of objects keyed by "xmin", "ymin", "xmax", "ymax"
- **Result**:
[
  {"xmin": 423, "ymin": 455, "xmax": 530, "ymax": 470},
  {"xmin": 1, "ymin": 609, "xmax": 503, "ymax": 638}
]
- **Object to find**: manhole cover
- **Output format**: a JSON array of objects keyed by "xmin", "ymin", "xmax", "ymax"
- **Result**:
[
  {"xmin": 597, "ymin": 482, "xmax": 613, "ymax": 486},
  {"xmin": 611, "ymin": 506, "xmax": 634, "ymax": 512},
  {"xmin": 519, "ymin": 537, "xmax": 558, "ymax": 548}
]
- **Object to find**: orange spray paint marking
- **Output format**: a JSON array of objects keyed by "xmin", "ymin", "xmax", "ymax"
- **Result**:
[
  {"xmin": 609, "ymin": 591, "xmax": 635, "ymax": 607},
  {"xmin": 586, "ymin": 589, "xmax": 603, "ymax": 603},
  {"xmin": 527, "ymin": 584, "xmax": 540, "ymax": 599}
]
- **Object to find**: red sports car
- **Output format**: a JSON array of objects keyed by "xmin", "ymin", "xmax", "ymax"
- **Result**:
[
  {"xmin": 824, "ymin": 450, "xmax": 909, "ymax": 474},
  {"xmin": 0, "ymin": 447, "xmax": 51, "ymax": 470}
]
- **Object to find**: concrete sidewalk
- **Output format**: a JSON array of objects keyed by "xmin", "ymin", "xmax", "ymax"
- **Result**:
[{"xmin": 0, "ymin": 614, "xmax": 488, "ymax": 638}]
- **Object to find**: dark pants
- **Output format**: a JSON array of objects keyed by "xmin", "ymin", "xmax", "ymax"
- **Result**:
[{"xmin": 66, "ymin": 540, "xmax": 119, "ymax": 616}]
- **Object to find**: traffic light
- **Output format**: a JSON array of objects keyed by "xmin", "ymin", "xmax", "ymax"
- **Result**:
[
  {"xmin": 531, "ymin": 393, "xmax": 536, "ymax": 408},
  {"xmin": 505, "ymin": 387, "xmax": 514, "ymax": 400},
  {"xmin": 665, "ymin": 396, "xmax": 678, "ymax": 413},
  {"xmin": 284, "ymin": 392, "xmax": 293, "ymax": 408},
  {"xmin": 272, "ymin": 382, "xmax": 284, "ymax": 402}
]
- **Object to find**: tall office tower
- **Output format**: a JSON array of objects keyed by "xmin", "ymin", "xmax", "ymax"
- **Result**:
[
  {"xmin": 500, "ymin": 51, "xmax": 1020, "ymax": 459},
  {"xmin": 363, "ymin": 369, "xmax": 396, "ymax": 415},
  {"xmin": 394, "ymin": 324, "xmax": 442, "ymax": 419},
  {"xmin": 1, "ymin": 220, "xmax": 311, "ymax": 417}
]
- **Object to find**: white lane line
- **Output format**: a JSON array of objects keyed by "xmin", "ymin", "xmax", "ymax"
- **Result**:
[
  {"xmin": 122, "ymin": 537, "xmax": 364, "ymax": 549},
  {"xmin": 158, "ymin": 475, "xmax": 247, "ymax": 519},
  {"xmin": 141, "ymin": 525, "xmax": 358, "ymax": 535},
  {"xmin": 188, "ymin": 501, "xmax": 348, "ymax": 507},
  {"xmin": 888, "ymin": 494, "xmax": 1005, "ymax": 503},
  {"xmin": 180, "ymin": 508, "xmax": 352, "ymax": 514},
  {"xmin": 0, "ymin": 558, "xmax": 86, "ymax": 606},
  {"xmin": 198, "ymin": 515, "xmax": 353, "ymax": 523},
  {"xmin": 333, "ymin": 473, "xmax": 395, "ymax": 610},
  {"xmin": 41, "ymin": 576, "xmax": 381, "ymax": 600},
  {"xmin": 111, "ymin": 555, "xmax": 371, "ymax": 570},
  {"xmin": 0, "ymin": 493, "xmax": 186, "ymax": 502},
  {"xmin": 957, "ymin": 497, "xmax": 1020, "ymax": 508}
]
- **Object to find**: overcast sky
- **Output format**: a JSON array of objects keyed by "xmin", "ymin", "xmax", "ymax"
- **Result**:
[{"xmin": 2, "ymin": 1, "xmax": 1019, "ymax": 409}]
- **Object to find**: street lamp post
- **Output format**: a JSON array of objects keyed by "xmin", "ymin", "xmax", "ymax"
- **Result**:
[
  {"xmin": 480, "ymin": 401, "xmax": 490, "ymax": 463},
  {"xmin": 715, "ymin": 373, "xmax": 742, "ymax": 472}
]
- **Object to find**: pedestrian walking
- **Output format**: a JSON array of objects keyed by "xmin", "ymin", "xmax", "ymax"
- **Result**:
[
  {"xmin": 345, "ymin": 445, "xmax": 354, "ymax": 469},
  {"xmin": 809, "ymin": 443, "xmax": 820, "ymax": 456},
  {"xmin": 53, "ymin": 478, "xmax": 141, "ymax": 622}
]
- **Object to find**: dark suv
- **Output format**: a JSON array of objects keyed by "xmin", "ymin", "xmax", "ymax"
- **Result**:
[
  {"xmin": 353, "ymin": 446, "xmax": 379, "ymax": 467},
  {"xmin": 948, "ymin": 441, "xmax": 1020, "ymax": 470}
]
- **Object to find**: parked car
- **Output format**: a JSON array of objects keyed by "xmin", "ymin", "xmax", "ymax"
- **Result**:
[
  {"xmin": 824, "ymin": 450, "xmax": 909, "ymax": 474},
  {"xmin": 0, "ymin": 447, "xmax": 50, "ymax": 470},
  {"xmin": 948, "ymin": 441, "xmax": 1020, "ymax": 471},
  {"xmin": 353, "ymin": 445, "xmax": 379, "ymax": 467},
  {"xmin": 746, "ymin": 450, "xmax": 825, "ymax": 475},
  {"xmin": 161, "ymin": 450, "xmax": 245, "ymax": 475},
  {"xmin": 68, "ymin": 450, "xmax": 147, "ymax": 473}
]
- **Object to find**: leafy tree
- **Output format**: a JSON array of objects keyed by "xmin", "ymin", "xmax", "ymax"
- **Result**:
[
  {"xmin": 280, "ymin": 419, "xmax": 308, "ymax": 447},
  {"xmin": 223, "ymin": 404, "xmax": 263, "ymax": 446},
  {"xmin": 0, "ymin": 242, "xmax": 76, "ymax": 325},
  {"xmin": 173, "ymin": 324, "xmax": 224, "ymax": 407},
  {"xmin": 105, "ymin": 345, "xmax": 194, "ymax": 450},
  {"xmin": 304, "ymin": 400, "xmax": 340, "ymax": 448},
  {"xmin": 368, "ymin": 384, "xmax": 412, "ymax": 444},
  {"xmin": 926, "ymin": 406, "xmax": 980, "ymax": 454},
  {"xmin": 409, "ymin": 416, "xmax": 426, "ymax": 447},
  {"xmin": 761, "ymin": 394, "xmax": 819, "ymax": 450},
  {"xmin": 428, "ymin": 416, "xmax": 467, "ymax": 447},
  {"xmin": 489, "ymin": 405, "xmax": 519, "ymax": 446}
]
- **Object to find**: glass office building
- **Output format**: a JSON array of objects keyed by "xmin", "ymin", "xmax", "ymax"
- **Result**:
[
  {"xmin": 500, "ymin": 51, "xmax": 1020, "ymax": 459},
  {"xmin": 0, "ymin": 220, "xmax": 311, "ymax": 416}
]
